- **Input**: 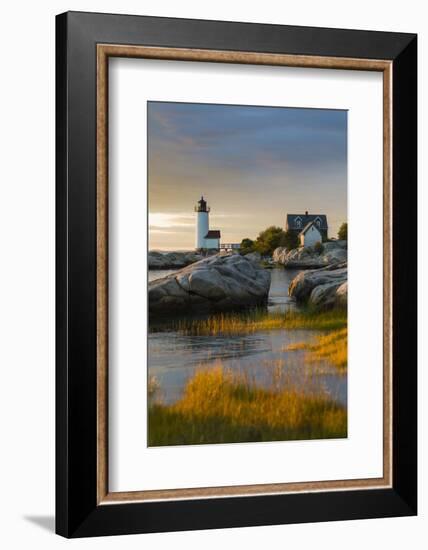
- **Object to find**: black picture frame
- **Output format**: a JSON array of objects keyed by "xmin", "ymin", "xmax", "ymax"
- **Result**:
[{"xmin": 56, "ymin": 11, "xmax": 417, "ymax": 538}]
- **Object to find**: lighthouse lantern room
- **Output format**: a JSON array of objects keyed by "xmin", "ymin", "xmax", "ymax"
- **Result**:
[{"xmin": 194, "ymin": 196, "xmax": 221, "ymax": 251}]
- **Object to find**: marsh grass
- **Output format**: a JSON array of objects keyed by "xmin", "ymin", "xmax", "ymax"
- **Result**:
[
  {"xmin": 148, "ymin": 364, "xmax": 347, "ymax": 446},
  {"xmin": 175, "ymin": 307, "xmax": 347, "ymax": 336},
  {"xmin": 285, "ymin": 328, "xmax": 348, "ymax": 371}
]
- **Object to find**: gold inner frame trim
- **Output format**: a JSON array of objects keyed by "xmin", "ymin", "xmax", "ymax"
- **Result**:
[{"xmin": 96, "ymin": 44, "xmax": 393, "ymax": 505}]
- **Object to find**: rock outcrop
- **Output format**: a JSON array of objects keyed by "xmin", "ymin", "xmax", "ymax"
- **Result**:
[
  {"xmin": 243, "ymin": 251, "xmax": 262, "ymax": 264},
  {"xmin": 273, "ymin": 241, "xmax": 347, "ymax": 269},
  {"xmin": 288, "ymin": 262, "xmax": 347, "ymax": 310},
  {"xmin": 149, "ymin": 253, "xmax": 271, "ymax": 314},
  {"xmin": 148, "ymin": 251, "xmax": 203, "ymax": 269}
]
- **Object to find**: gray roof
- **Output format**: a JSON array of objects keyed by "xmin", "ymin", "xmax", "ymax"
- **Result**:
[
  {"xmin": 205, "ymin": 230, "xmax": 221, "ymax": 239},
  {"xmin": 286, "ymin": 214, "xmax": 328, "ymax": 230}
]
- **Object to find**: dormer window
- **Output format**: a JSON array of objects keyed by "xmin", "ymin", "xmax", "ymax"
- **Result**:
[{"xmin": 313, "ymin": 216, "xmax": 322, "ymax": 228}]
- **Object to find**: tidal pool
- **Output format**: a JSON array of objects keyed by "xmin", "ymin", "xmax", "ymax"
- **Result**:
[{"xmin": 148, "ymin": 267, "xmax": 347, "ymax": 407}]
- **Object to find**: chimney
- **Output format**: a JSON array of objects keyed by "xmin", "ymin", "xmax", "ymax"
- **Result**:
[{"xmin": 305, "ymin": 210, "xmax": 308, "ymax": 216}]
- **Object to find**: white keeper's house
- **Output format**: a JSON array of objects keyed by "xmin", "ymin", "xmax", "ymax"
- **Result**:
[
  {"xmin": 286, "ymin": 211, "xmax": 328, "ymax": 247},
  {"xmin": 298, "ymin": 221, "xmax": 323, "ymax": 247}
]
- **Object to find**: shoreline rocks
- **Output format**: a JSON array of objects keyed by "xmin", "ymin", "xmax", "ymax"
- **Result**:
[
  {"xmin": 288, "ymin": 262, "xmax": 347, "ymax": 310},
  {"xmin": 243, "ymin": 251, "xmax": 262, "ymax": 264},
  {"xmin": 148, "ymin": 251, "xmax": 203, "ymax": 270},
  {"xmin": 273, "ymin": 241, "xmax": 347, "ymax": 269},
  {"xmin": 149, "ymin": 253, "xmax": 271, "ymax": 315}
]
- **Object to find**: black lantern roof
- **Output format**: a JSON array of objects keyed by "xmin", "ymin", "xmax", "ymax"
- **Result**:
[{"xmin": 195, "ymin": 196, "xmax": 209, "ymax": 212}]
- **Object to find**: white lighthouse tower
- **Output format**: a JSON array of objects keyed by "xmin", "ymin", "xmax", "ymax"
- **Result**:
[
  {"xmin": 195, "ymin": 196, "xmax": 210, "ymax": 249},
  {"xmin": 194, "ymin": 196, "xmax": 221, "ymax": 251}
]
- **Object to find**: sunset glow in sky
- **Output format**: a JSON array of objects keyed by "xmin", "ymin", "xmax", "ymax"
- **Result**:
[{"xmin": 148, "ymin": 101, "xmax": 347, "ymax": 251}]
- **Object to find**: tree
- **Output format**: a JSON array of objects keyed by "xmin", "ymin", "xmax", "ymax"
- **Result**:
[
  {"xmin": 338, "ymin": 222, "xmax": 348, "ymax": 241},
  {"xmin": 254, "ymin": 226, "xmax": 284, "ymax": 256},
  {"xmin": 239, "ymin": 238, "xmax": 255, "ymax": 255},
  {"xmin": 278, "ymin": 229, "xmax": 299, "ymax": 250}
]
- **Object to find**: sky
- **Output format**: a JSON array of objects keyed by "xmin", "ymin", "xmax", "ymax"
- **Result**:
[{"xmin": 148, "ymin": 101, "xmax": 347, "ymax": 251}]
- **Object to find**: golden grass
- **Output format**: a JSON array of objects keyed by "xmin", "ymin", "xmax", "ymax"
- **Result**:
[
  {"xmin": 148, "ymin": 365, "xmax": 347, "ymax": 446},
  {"xmin": 285, "ymin": 342, "xmax": 308, "ymax": 351},
  {"xmin": 175, "ymin": 307, "xmax": 347, "ymax": 336},
  {"xmin": 284, "ymin": 328, "xmax": 348, "ymax": 371}
]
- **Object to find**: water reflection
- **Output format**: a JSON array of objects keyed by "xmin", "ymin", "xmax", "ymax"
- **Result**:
[{"xmin": 267, "ymin": 267, "xmax": 301, "ymax": 313}]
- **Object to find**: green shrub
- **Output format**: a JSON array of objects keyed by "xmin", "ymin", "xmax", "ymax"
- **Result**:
[
  {"xmin": 254, "ymin": 226, "xmax": 284, "ymax": 256},
  {"xmin": 239, "ymin": 238, "xmax": 255, "ymax": 255},
  {"xmin": 278, "ymin": 229, "xmax": 299, "ymax": 250},
  {"xmin": 338, "ymin": 222, "xmax": 348, "ymax": 241}
]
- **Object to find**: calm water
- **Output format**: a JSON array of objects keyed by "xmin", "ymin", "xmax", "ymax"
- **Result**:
[{"xmin": 148, "ymin": 267, "xmax": 347, "ymax": 406}]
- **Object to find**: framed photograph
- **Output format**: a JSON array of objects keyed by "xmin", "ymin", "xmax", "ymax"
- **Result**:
[{"xmin": 56, "ymin": 11, "xmax": 417, "ymax": 537}]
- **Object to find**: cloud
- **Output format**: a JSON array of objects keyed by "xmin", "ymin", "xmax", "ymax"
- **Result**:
[
  {"xmin": 148, "ymin": 102, "xmax": 347, "ymax": 249},
  {"xmin": 149, "ymin": 212, "xmax": 194, "ymax": 228}
]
